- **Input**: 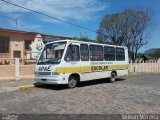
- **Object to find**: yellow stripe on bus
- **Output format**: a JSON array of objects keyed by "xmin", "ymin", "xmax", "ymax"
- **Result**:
[{"xmin": 55, "ymin": 64, "xmax": 129, "ymax": 74}]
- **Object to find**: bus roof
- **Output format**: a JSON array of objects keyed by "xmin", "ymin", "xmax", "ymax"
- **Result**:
[{"xmin": 45, "ymin": 39, "xmax": 127, "ymax": 48}]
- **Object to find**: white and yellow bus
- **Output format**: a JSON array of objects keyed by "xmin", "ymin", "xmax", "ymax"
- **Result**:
[{"xmin": 35, "ymin": 40, "xmax": 129, "ymax": 88}]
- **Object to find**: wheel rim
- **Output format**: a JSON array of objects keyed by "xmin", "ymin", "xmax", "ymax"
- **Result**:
[
  {"xmin": 69, "ymin": 78, "xmax": 77, "ymax": 88},
  {"xmin": 111, "ymin": 73, "xmax": 116, "ymax": 82}
]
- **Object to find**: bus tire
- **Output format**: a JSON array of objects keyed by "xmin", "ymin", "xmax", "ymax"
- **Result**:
[
  {"xmin": 109, "ymin": 72, "xmax": 116, "ymax": 83},
  {"xmin": 68, "ymin": 76, "xmax": 78, "ymax": 88}
]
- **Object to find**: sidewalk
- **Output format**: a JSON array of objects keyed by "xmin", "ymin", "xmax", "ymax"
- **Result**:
[{"xmin": 0, "ymin": 79, "xmax": 35, "ymax": 93}]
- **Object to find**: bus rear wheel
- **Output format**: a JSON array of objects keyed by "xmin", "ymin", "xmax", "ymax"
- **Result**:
[
  {"xmin": 109, "ymin": 72, "xmax": 116, "ymax": 83},
  {"xmin": 68, "ymin": 76, "xmax": 78, "ymax": 88}
]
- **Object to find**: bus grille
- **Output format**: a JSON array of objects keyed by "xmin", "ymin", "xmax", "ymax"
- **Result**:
[{"xmin": 38, "ymin": 72, "xmax": 51, "ymax": 75}]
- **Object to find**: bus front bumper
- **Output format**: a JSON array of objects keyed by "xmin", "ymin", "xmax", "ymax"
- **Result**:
[{"xmin": 35, "ymin": 75, "xmax": 65, "ymax": 85}]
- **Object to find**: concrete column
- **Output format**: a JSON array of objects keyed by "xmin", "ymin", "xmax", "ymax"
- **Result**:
[{"xmin": 15, "ymin": 58, "xmax": 20, "ymax": 81}]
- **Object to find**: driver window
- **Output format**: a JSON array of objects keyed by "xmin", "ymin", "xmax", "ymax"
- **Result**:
[
  {"xmin": 65, "ymin": 45, "xmax": 80, "ymax": 61},
  {"xmin": 55, "ymin": 50, "xmax": 64, "ymax": 59}
]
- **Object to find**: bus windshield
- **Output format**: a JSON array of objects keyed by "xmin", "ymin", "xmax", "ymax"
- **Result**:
[{"xmin": 37, "ymin": 42, "xmax": 66, "ymax": 65}]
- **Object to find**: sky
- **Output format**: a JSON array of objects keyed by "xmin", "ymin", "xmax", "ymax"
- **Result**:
[{"xmin": 0, "ymin": 0, "xmax": 160, "ymax": 52}]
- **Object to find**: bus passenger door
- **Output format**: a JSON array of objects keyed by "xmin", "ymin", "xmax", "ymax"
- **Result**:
[{"xmin": 64, "ymin": 43, "xmax": 81, "ymax": 73}]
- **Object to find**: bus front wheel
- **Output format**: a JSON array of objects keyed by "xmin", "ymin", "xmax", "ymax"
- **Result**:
[
  {"xmin": 109, "ymin": 72, "xmax": 116, "ymax": 83},
  {"xmin": 68, "ymin": 76, "xmax": 78, "ymax": 88}
]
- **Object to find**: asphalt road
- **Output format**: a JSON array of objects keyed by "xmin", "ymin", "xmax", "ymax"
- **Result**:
[{"xmin": 0, "ymin": 74, "xmax": 160, "ymax": 114}]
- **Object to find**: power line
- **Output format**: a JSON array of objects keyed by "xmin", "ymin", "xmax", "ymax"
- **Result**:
[
  {"xmin": 0, "ymin": 0, "xmax": 96, "ymax": 33},
  {"xmin": 0, "ymin": 14, "xmax": 18, "ymax": 29}
]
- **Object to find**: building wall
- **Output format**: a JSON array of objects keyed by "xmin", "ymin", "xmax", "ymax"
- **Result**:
[
  {"xmin": 0, "ymin": 30, "xmax": 35, "ymax": 61},
  {"xmin": 0, "ymin": 65, "xmax": 35, "ymax": 81},
  {"xmin": 0, "ymin": 65, "xmax": 15, "ymax": 78},
  {"xmin": 0, "ymin": 29, "xmax": 72, "ymax": 65}
]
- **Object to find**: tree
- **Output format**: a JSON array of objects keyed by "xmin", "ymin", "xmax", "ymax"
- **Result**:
[
  {"xmin": 145, "ymin": 48, "xmax": 160, "ymax": 59},
  {"xmin": 73, "ymin": 33, "xmax": 112, "ymax": 44},
  {"xmin": 73, "ymin": 34, "xmax": 96, "ymax": 43},
  {"xmin": 97, "ymin": 9, "xmax": 153, "ymax": 60}
]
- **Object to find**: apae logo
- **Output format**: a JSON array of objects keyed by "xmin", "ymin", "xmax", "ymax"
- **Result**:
[{"xmin": 38, "ymin": 66, "xmax": 51, "ymax": 71}]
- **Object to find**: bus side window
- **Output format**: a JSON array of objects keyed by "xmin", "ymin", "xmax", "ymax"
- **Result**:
[
  {"xmin": 65, "ymin": 45, "xmax": 80, "ymax": 61},
  {"xmin": 89, "ymin": 45, "xmax": 103, "ymax": 61},
  {"xmin": 116, "ymin": 48, "xmax": 125, "ymax": 61},
  {"xmin": 104, "ymin": 46, "xmax": 115, "ymax": 61},
  {"xmin": 80, "ymin": 44, "xmax": 89, "ymax": 61}
]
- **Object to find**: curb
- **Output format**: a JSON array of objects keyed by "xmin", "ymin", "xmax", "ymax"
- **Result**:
[
  {"xmin": 16, "ymin": 85, "xmax": 34, "ymax": 89},
  {"xmin": 0, "ymin": 84, "xmax": 34, "ymax": 93},
  {"xmin": 0, "ymin": 87, "xmax": 19, "ymax": 93}
]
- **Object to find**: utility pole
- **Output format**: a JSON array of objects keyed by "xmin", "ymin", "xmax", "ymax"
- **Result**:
[
  {"xmin": 15, "ymin": 18, "xmax": 18, "ymax": 30},
  {"xmin": 0, "ymin": 14, "xmax": 18, "ymax": 30}
]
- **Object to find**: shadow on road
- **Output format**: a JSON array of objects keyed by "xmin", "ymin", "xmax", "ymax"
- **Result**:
[
  {"xmin": 34, "ymin": 78, "xmax": 126, "ymax": 90},
  {"xmin": 34, "ymin": 83, "xmax": 68, "ymax": 90},
  {"xmin": 78, "ymin": 78, "xmax": 125, "ymax": 87}
]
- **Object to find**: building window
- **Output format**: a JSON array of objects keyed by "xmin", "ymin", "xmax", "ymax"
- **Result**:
[
  {"xmin": 80, "ymin": 44, "xmax": 89, "ymax": 61},
  {"xmin": 116, "ymin": 48, "xmax": 125, "ymax": 61},
  {"xmin": 0, "ymin": 36, "xmax": 9, "ymax": 53},
  {"xmin": 13, "ymin": 51, "xmax": 21, "ymax": 58},
  {"xmin": 89, "ymin": 45, "xmax": 103, "ymax": 61},
  {"xmin": 104, "ymin": 46, "xmax": 115, "ymax": 61},
  {"xmin": 25, "ymin": 41, "xmax": 32, "ymax": 50}
]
